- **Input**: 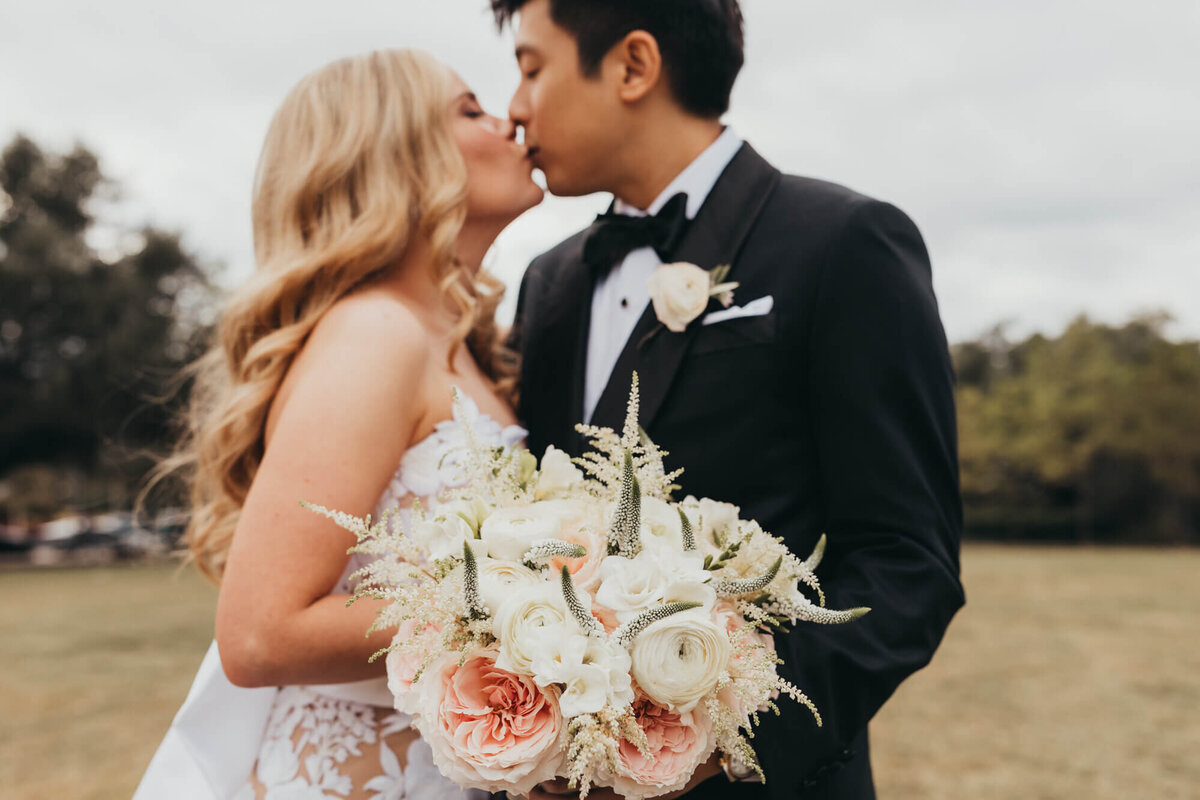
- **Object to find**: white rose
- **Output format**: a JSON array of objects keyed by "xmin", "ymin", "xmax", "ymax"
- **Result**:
[
  {"xmin": 433, "ymin": 497, "xmax": 493, "ymax": 535},
  {"xmin": 493, "ymin": 586, "xmax": 571, "ymax": 675},
  {"xmin": 631, "ymin": 612, "xmax": 731, "ymax": 712},
  {"xmin": 412, "ymin": 515, "xmax": 477, "ymax": 562},
  {"xmin": 535, "ymin": 446, "xmax": 584, "ymax": 500},
  {"xmin": 476, "ymin": 556, "xmax": 549, "ymax": 615},
  {"xmin": 640, "ymin": 497, "xmax": 684, "ymax": 551},
  {"xmin": 480, "ymin": 506, "xmax": 563, "ymax": 562},
  {"xmin": 531, "ymin": 633, "xmax": 634, "ymax": 717},
  {"xmin": 681, "ymin": 496, "xmax": 741, "ymax": 553},
  {"xmin": 647, "ymin": 263, "xmax": 712, "ymax": 332},
  {"xmin": 594, "ymin": 554, "xmax": 668, "ymax": 624}
]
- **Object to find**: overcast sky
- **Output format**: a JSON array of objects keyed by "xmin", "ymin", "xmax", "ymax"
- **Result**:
[{"xmin": 2, "ymin": 0, "xmax": 1198, "ymax": 342}]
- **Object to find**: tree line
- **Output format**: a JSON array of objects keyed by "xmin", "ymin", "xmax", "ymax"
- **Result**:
[{"xmin": 1, "ymin": 135, "xmax": 1197, "ymax": 544}]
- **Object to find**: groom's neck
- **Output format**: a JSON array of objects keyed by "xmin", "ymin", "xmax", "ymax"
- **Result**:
[{"xmin": 609, "ymin": 115, "xmax": 725, "ymax": 211}]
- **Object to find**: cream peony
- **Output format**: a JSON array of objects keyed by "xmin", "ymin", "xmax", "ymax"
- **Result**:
[
  {"xmin": 646, "ymin": 262, "xmax": 712, "ymax": 332},
  {"xmin": 535, "ymin": 446, "xmax": 584, "ymax": 500},
  {"xmin": 479, "ymin": 506, "xmax": 563, "ymax": 562},
  {"xmin": 631, "ymin": 612, "xmax": 731, "ymax": 712}
]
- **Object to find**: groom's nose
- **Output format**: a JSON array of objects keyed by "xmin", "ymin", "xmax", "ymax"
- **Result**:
[{"xmin": 508, "ymin": 88, "xmax": 530, "ymax": 131}]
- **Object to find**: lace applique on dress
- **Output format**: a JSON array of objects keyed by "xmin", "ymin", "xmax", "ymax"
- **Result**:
[{"xmin": 242, "ymin": 392, "xmax": 522, "ymax": 799}]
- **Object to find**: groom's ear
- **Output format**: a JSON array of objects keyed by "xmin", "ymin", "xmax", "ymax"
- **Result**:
[{"xmin": 613, "ymin": 30, "xmax": 664, "ymax": 105}]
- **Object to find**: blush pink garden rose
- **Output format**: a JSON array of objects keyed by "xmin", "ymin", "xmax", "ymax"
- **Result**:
[
  {"xmin": 610, "ymin": 692, "xmax": 716, "ymax": 800},
  {"xmin": 386, "ymin": 619, "xmax": 443, "ymax": 714},
  {"xmin": 413, "ymin": 649, "xmax": 563, "ymax": 796}
]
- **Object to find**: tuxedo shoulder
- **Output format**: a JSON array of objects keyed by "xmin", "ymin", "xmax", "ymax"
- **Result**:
[
  {"xmin": 527, "ymin": 228, "xmax": 589, "ymax": 277},
  {"xmin": 768, "ymin": 173, "xmax": 922, "ymax": 238}
]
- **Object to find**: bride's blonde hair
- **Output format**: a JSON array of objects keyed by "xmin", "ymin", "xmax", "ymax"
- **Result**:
[{"xmin": 168, "ymin": 49, "xmax": 513, "ymax": 583}]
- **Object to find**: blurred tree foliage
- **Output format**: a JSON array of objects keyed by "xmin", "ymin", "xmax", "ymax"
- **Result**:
[
  {"xmin": 955, "ymin": 314, "xmax": 1200, "ymax": 543},
  {"xmin": 0, "ymin": 134, "xmax": 216, "ymax": 520}
]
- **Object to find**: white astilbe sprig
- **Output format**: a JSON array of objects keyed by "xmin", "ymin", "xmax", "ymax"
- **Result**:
[
  {"xmin": 565, "ymin": 706, "xmax": 647, "ymax": 799},
  {"xmin": 444, "ymin": 388, "xmax": 537, "ymax": 509},
  {"xmin": 574, "ymin": 373, "xmax": 683, "ymax": 501},
  {"xmin": 705, "ymin": 695, "xmax": 764, "ymax": 782}
]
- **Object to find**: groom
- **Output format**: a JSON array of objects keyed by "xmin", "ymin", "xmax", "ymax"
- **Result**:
[{"xmin": 498, "ymin": 1, "xmax": 964, "ymax": 798}]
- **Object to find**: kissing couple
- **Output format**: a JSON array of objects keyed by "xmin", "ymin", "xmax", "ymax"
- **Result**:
[{"xmin": 135, "ymin": 1, "xmax": 964, "ymax": 799}]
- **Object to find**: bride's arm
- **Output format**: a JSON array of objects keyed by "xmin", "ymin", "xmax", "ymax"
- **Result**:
[{"xmin": 215, "ymin": 295, "xmax": 431, "ymax": 688}]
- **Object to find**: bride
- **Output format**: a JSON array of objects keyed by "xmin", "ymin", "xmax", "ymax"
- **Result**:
[{"xmin": 136, "ymin": 49, "xmax": 543, "ymax": 798}]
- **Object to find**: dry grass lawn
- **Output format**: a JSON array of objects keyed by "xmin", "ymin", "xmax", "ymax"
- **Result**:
[{"xmin": 1, "ymin": 544, "xmax": 1197, "ymax": 799}]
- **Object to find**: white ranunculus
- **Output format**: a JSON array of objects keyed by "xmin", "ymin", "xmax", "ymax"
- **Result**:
[
  {"xmin": 535, "ymin": 446, "xmax": 584, "ymax": 500},
  {"xmin": 647, "ymin": 262, "xmax": 712, "ymax": 332},
  {"xmin": 493, "ymin": 587, "xmax": 571, "ymax": 676},
  {"xmin": 476, "ymin": 557, "xmax": 549, "ymax": 615},
  {"xmin": 480, "ymin": 506, "xmax": 563, "ymax": 562},
  {"xmin": 531, "ymin": 633, "xmax": 634, "ymax": 717},
  {"xmin": 412, "ymin": 515, "xmax": 478, "ymax": 562},
  {"xmin": 631, "ymin": 612, "xmax": 731, "ymax": 712},
  {"xmin": 594, "ymin": 554, "xmax": 668, "ymax": 624},
  {"xmin": 640, "ymin": 497, "xmax": 685, "ymax": 551}
]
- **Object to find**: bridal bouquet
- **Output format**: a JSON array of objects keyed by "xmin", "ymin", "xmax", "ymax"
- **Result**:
[{"xmin": 306, "ymin": 376, "xmax": 868, "ymax": 798}]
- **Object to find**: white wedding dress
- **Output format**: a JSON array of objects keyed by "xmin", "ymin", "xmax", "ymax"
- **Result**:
[{"xmin": 135, "ymin": 393, "xmax": 526, "ymax": 799}]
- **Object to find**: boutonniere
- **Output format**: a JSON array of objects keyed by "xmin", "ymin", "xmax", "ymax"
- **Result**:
[{"xmin": 646, "ymin": 263, "xmax": 739, "ymax": 333}]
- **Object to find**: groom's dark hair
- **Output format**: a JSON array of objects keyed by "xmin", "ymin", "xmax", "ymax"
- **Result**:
[{"xmin": 491, "ymin": 0, "xmax": 744, "ymax": 118}]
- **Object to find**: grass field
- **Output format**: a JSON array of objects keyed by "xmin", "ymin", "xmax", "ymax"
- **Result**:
[{"xmin": 2, "ymin": 544, "xmax": 1197, "ymax": 799}]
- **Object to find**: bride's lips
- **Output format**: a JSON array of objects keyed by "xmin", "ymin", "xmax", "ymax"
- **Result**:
[{"xmin": 525, "ymin": 146, "xmax": 541, "ymax": 164}]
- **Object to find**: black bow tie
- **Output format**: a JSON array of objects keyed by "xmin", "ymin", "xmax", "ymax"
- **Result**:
[{"xmin": 582, "ymin": 192, "xmax": 690, "ymax": 278}]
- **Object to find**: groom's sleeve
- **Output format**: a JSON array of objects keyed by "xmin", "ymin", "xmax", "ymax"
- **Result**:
[{"xmin": 782, "ymin": 198, "xmax": 965, "ymax": 790}]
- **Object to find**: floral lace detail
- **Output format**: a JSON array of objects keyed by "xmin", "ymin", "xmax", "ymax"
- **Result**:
[{"xmin": 242, "ymin": 391, "xmax": 522, "ymax": 798}]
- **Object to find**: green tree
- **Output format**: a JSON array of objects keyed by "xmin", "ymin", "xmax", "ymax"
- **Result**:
[
  {"xmin": 0, "ymin": 135, "xmax": 216, "ymax": 519},
  {"xmin": 955, "ymin": 314, "xmax": 1200, "ymax": 543}
]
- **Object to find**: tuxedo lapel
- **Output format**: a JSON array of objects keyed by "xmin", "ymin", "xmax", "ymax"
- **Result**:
[
  {"xmin": 589, "ymin": 143, "xmax": 782, "ymax": 431},
  {"xmin": 530, "ymin": 234, "xmax": 594, "ymax": 456}
]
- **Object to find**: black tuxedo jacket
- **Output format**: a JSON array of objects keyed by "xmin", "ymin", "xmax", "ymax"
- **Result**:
[{"xmin": 510, "ymin": 143, "xmax": 964, "ymax": 800}]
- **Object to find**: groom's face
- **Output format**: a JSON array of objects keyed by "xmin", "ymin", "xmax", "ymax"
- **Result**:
[{"xmin": 508, "ymin": 0, "xmax": 626, "ymax": 196}]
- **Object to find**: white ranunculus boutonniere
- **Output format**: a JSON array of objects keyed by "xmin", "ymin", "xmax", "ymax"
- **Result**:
[{"xmin": 646, "ymin": 262, "xmax": 738, "ymax": 333}]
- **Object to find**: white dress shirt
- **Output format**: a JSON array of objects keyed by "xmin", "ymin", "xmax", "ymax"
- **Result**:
[{"xmin": 583, "ymin": 127, "xmax": 743, "ymax": 422}]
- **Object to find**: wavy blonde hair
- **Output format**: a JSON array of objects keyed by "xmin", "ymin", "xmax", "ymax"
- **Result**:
[{"xmin": 168, "ymin": 49, "xmax": 514, "ymax": 583}]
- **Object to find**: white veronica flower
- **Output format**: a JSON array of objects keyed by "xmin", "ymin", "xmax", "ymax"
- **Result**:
[
  {"xmin": 535, "ymin": 446, "xmax": 584, "ymax": 500},
  {"xmin": 631, "ymin": 611, "xmax": 731, "ymax": 712},
  {"xmin": 493, "ymin": 586, "xmax": 571, "ymax": 676},
  {"xmin": 531, "ymin": 633, "xmax": 634, "ymax": 717},
  {"xmin": 480, "ymin": 506, "xmax": 563, "ymax": 562}
]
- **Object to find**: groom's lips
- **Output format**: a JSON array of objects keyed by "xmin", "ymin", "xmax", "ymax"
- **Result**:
[{"xmin": 525, "ymin": 146, "xmax": 541, "ymax": 164}]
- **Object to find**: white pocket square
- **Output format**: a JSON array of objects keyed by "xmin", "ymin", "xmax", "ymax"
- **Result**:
[{"xmin": 701, "ymin": 295, "xmax": 774, "ymax": 326}]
